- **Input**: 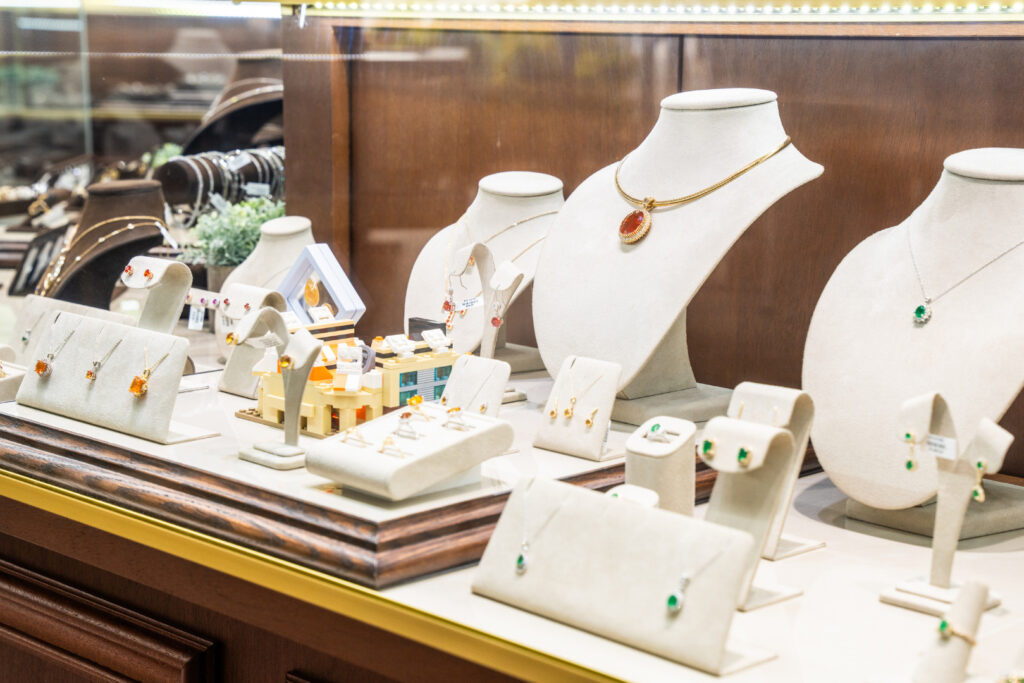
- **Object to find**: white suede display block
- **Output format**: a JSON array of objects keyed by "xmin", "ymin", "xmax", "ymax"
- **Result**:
[
  {"xmin": 534, "ymin": 89, "xmax": 822, "ymax": 401},
  {"xmin": 306, "ymin": 403, "xmax": 514, "ymax": 501},
  {"xmin": 405, "ymin": 172, "xmax": 562, "ymax": 355},
  {"xmin": 120, "ymin": 256, "xmax": 192, "ymax": 334},
  {"xmin": 471, "ymin": 477, "xmax": 761, "ymax": 675},
  {"xmin": 0, "ymin": 363, "xmax": 27, "ymax": 402},
  {"xmin": 700, "ymin": 416, "xmax": 800, "ymax": 610},
  {"xmin": 534, "ymin": 355, "xmax": 621, "ymax": 461},
  {"xmin": 16, "ymin": 311, "xmax": 190, "ymax": 443},
  {"xmin": 625, "ymin": 416, "xmax": 696, "ymax": 516},
  {"xmin": 438, "ymin": 354, "xmax": 511, "ymax": 417},
  {"xmin": 804, "ymin": 148, "xmax": 1024, "ymax": 511},
  {"xmin": 11, "ymin": 294, "xmax": 134, "ymax": 367}
]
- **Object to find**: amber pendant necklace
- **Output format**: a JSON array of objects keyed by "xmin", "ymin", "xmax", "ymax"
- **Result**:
[
  {"xmin": 130, "ymin": 345, "xmax": 172, "ymax": 397},
  {"xmin": 613, "ymin": 136, "xmax": 791, "ymax": 245}
]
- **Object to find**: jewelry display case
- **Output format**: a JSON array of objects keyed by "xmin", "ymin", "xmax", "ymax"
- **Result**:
[{"xmin": 2, "ymin": 0, "xmax": 1024, "ymax": 681}]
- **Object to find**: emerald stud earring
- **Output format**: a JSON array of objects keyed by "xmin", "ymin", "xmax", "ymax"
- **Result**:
[
  {"xmin": 737, "ymin": 447, "xmax": 751, "ymax": 468},
  {"xmin": 699, "ymin": 438, "xmax": 715, "ymax": 460},
  {"xmin": 972, "ymin": 459, "xmax": 987, "ymax": 502},
  {"xmin": 904, "ymin": 431, "xmax": 918, "ymax": 472}
]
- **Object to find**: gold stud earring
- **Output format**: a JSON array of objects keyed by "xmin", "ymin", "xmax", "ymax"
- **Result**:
[
  {"xmin": 699, "ymin": 438, "xmax": 715, "ymax": 459},
  {"xmin": 737, "ymin": 447, "xmax": 752, "ymax": 468},
  {"xmin": 548, "ymin": 398, "xmax": 558, "ymax": 419}
]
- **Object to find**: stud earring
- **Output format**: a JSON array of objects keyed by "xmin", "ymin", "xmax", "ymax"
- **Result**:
[
  {"xmin": 479, "ymin": 403, "xmax": 488, "ymax": 414},
  {"xmin": 564, "ymin": 396, "xmax": 576, "ymax": 419},
  {"xmin": 699, "ymin": 438, "xmax": 715, "ymax": 459},
  {"xmin": 737, "ymin": 447, "xmax": 752, "ymax": 468},
  {"xmin": 585, "ymin": 408, "xmax": 598, "ymax": 429},
  {"xmin": 548, "ymin": 398, "xmax": 558, "ymax": 420},
  {"xmin": 903, "ymin": 431, "xmax": 918, "ymax": 472},
  {"xmin": 972, "ymin": 458, "xmax": 987, "ymax": 502}
]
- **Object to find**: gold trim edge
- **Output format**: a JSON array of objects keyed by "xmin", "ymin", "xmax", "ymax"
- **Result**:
[{"xmin": 0, "ymin": 466, "xmax": 623, "ymax": 683}]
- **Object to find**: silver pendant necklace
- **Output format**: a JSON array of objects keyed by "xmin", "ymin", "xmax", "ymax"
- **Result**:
[
  {"xmin": 516, "ymin": 480, "xmax": 570, "ymax": 575},
  {"xmin": 906, "ymin": 225, "xmax": 1024, "ymax": 325}
]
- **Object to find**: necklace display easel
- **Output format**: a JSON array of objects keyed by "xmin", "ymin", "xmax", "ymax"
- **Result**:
[
  {"xmin": 532, "ymin": 89, "xmax": 822, "ymax": 427},
  {"xmin": 804, "ymin": 148, "xmax": 1024, "ymax": 537},
  {"xmin": 36, "ymin": 180, "xmax": 168, "ymax": 308},
  {"xmin": 879, "ymin": 393, "xmax": 1008, "ymax": 616},
  {"xmin": 404, "ymin": 171, "xmax": 562, "ymax": 372},
  {"xmin": 237, "ymin": 307, "xmax": 322, "ymax": 470}
]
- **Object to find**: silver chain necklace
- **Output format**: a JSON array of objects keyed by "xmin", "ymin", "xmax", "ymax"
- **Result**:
[{"xmin": 906, "ymin": 225, "xmax": 1024, "ymax": 325}]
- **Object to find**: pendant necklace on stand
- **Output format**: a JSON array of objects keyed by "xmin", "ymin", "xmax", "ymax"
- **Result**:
[
  {"xmin": 613, "ymin": 137, "xmax": 791, "ymax": 245},
  {"xmin": 664, "ymin": 546, "xmax": 724, "ymax": 615},
  {"xmin": 906, "ymin": 225, "xmax": 1024, "ymax": 325},
  {"xmin": 516, "ymin": 480, "xmax": 571, "ymax": 575},
  {"xmin": 440, "ymin": 211, "xmax": 558, "ymax": 330}
]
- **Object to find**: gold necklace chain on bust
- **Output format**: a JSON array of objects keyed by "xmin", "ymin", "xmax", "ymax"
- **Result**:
[
  {"xmin": 37, "ymin": 215, "xmax": 167, "ymax": 296},
  {"xmin": 613, "ymin": 136, "xmax": 791, "ymax": 245}
]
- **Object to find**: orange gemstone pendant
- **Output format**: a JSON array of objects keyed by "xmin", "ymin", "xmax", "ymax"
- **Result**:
[
  {"xmin": 619, "ymin": 199, "xmax": 654, "ymax": 244},
  {"xmin": 34, "ymin": 359, "xmax": 51, "ymax": 377},
  {"xmin": 129, "ymin": 374, "xmax": 149, "ymax": 397}
]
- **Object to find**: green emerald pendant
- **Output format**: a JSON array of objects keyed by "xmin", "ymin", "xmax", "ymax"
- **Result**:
[
  {"xmin": 667, "ymin": 591, "xmax": 682, "ymax": 614},
  {"xmin": 914, "ymin": 303, "xmax": 932, "ymax": 325},
  {"xmin": 515, "ymin": 552, "xmax": 527, "ymax": 574}
]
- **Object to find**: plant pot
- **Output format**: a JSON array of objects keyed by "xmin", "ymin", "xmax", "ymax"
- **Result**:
[{"xmin": 206, "ymin": 264, "xmax": 236, "ymax": 293}]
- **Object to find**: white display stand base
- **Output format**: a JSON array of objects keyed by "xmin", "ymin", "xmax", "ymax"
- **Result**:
[
  {"xmin": 0, "ymin": 364, "xmax": 27, "ymax": 402},
  {"xmin": 494, "ymin": 342, "xmax": 545, "ymax": 374},
  {"xmin": 502, "ymin": 386, "xmax": 526, "ymax": 404},
  {"xmin": 764, "ymin": 534, "xmax": 826, "ymax": 562},
  {"xmin": 717, "ymin": 641, "xmax": 778, "ymax": 676},
  {"xmin": 845, "ymin": 480, "xmax": 1024, "ymax": 539},
  {"xmin": 880, "ymin": 580, "xmax": 1001, "ymax": 617},
  {"xmin": 239, "ymin": 442, "xmax": 306, "ymax": 470},
  {"xmin": 611, "ymin": 382, "xmax": 731, "ymax": 427},
  {"xmin": 740, "ymin": 583, "xmax": 803, "ymax": 613}
]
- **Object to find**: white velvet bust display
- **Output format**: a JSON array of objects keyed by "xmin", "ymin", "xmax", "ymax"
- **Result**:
[
  {"xmin": 220, "ymin": 215, "xmax": 315, "ymax": 293},
  {"xmin": 533, "ymin": 89, "xmax": 822, "ymax": 409},
  {"xmin": 804, "ymin": 148, "xmax": 1024, "ymax": 511},
  {"xmin": 404, "ymin": 172, "xmax": 563, "ymax": 355}
]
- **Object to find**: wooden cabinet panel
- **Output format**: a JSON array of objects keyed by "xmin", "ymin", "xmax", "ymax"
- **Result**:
[{"xmin": 0, "ymin": 557, "xmax": 216, "ymax": 682}]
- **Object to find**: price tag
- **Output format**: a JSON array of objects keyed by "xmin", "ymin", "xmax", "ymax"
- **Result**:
[
  {"xmin": 309, "ymin": 305, "xmax": 334, "ymax": 323},
  {"xmin": 187, "ymin": 304, "xmax": 206, "ymax": 331},
  {"xmin": 209, "ymin": 192, "xmax": 230, "ymax": 214},
  {"xmin": 458, "ymin": 296, "xmax": 482, "ymax": 311},
  {"xmin": 244, "ymin": 182, "xmax": 270, "ymax": 197},
  {"xmin": 926, "ymin": 434, "xmax": 958, "ymax": 461},
  {"xmin": 247, "ymin": 333, "xmax": 284, "ymax": 349},
  {"xmin": 228, "ymin": 152, "xmax": 252, "ymax": 171},
  {"xmin": 221, "ymin": 316, "xmax": 235, "ymax": 332}
]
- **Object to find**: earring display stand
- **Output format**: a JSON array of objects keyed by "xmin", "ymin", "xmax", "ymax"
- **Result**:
[
  {"xmin": 438, "ymin": 355, "xmax": 511, "ymax": 418},
  {"xmin": 532, "ymin": 89, "xmax": 822, "ymax": 427},
  {"xmin": 237, "ymin": 307, "xmax": 323, "ymax": 470},
  {"xmin": 805, "ymin": 148, "xmax": 1024, "ymax": 521},
  {"xmin": 623, "ymin": 416, "xmax": 696, "ymax": 516},
  {"xmin": 305, "ymin": 401, "xmax": 514, "ymax": 501},
  {"xmin": 120, "ymin": 256, "xmax": 192, "ymax": 335},
  {"xmin": 15, "ymin": 311, "xmax": 209, "ymax": 444},
  {"xmin": 216, "ymin": 285, "xmax": 289, "ymax": 398},
  {"xmin": 214, "ymin": 283, "xmax": 287, "ymax": 362},
  {"xmin": 405, "ymin": 171, "xmax": 563, "ymax": 371},
  {"xmin": 533, "ymin": 355, "xmax": 622, "ymax": 462},
  {"xmin": 880, "ymin": 393, "xmax": 1009, "ymax": 616},
  {"xmin": 912, "ymin": 581, "xmax": 988, "ymax": 683},
  {"xmin": 472, "ymin": 477, "xmax": 773, "ymax": 675},
  {"xmin": 699, "ymin": 415, "xmax": 802, "ymax": 611},
  {"xmin": 727, "ymin": 382, "xmax": 822, "ymax": 561}
]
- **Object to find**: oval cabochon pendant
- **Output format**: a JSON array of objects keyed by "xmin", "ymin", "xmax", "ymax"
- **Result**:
[{"xmin": 619, "ymin": 209, "xmax": 652, "ymax": 244}]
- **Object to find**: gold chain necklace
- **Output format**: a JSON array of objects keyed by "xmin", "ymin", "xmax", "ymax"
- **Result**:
[
  {"xmin": 613, "ymin": 136, "xmax": 791, "ymax": 245},
  {"xmin": 37, "ymin": 215, "xmax": 167, "ymax": 296}
]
